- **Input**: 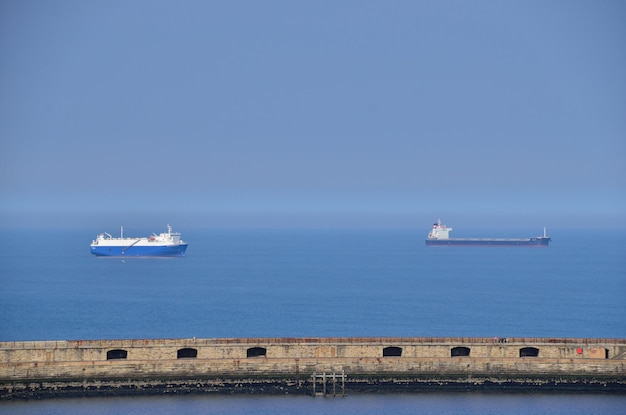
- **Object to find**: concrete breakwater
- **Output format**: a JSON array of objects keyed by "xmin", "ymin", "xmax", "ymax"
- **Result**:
[{"xmin": 1, "ymin": 337, "xmax": 625, "ymax": 399}]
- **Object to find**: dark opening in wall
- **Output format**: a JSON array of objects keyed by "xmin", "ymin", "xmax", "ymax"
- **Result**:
[
  {"xmin": 519, "ymin": 347, "xmax": 539, "ymax": 357},
  {"xmin": 177, "ymin": 348, "xmax": 198, "ymax": 359},
  {"xmin": 106, "ymin": 349, "xmax": 128, "ymax": 360},
  {"xmin": 451, "ymin": 346, "xmax": 471, "ymax": 357},
  {"xmin": 247, "ymin": 347, "xmax": 267, "ymax": 358},
  {"xmin": 383, "ymin": 346, "xmax": 403, "ymax": 357}
]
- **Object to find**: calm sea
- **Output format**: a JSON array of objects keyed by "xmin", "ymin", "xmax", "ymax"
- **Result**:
[{"xmin": 1, "ymin": 227, "xmax": 625, "ymax": 413}]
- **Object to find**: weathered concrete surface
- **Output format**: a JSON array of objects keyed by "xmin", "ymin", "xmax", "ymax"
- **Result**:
[{"xmin": 1, "ymin": 337, "xmax": 624, "ymax": 399}]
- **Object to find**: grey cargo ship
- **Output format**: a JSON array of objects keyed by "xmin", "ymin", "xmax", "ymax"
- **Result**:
[{"xmin": 425, "ymin": 220, "xmax": 551, "ymax": 247}]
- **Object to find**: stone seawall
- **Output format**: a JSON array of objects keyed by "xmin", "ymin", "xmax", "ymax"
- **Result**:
[{"xmin": 1, "ymin": 337, "xmax": 625, "ymax": 399}]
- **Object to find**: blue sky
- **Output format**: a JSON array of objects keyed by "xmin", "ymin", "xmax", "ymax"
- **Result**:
[{"xmin": 1, "ymin": 0, "xmax": 624, "ymax": 229}]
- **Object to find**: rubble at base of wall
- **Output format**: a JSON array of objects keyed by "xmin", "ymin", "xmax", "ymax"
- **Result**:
[{"xmin": 2, "ymin": 374, "xmax": 625, "ymax": 400}]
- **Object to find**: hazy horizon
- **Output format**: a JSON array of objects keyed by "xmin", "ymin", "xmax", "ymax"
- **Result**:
[{"xmin": 0, "ymin": 209, "xmax": 619, "ymax": 232}]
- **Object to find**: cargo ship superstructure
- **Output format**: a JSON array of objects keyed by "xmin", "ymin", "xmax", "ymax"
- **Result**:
[
  {"xmin": 90, "ymin": 225, "xmax": 188, "ymax": 256},
  {"xmin": 425, "ymin": 220, "xmax": 550, "ymax": 247}
]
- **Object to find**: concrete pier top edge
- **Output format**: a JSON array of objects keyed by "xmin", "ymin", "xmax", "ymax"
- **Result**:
[{"xmin": 2, "ymin": 336, "xmax": 625, "ymax": 350}]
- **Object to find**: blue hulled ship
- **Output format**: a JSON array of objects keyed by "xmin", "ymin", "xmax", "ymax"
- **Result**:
[{"xmin": 90, "ymin": 225, "xmax": 188, "ymax": 256}]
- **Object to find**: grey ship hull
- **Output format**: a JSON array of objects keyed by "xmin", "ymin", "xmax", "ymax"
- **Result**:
[{"xmin": 425, "ymin": 237, "xmax": 550, "ymax": 246}]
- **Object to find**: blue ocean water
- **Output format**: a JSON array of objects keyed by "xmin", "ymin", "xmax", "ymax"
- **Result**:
[
  {"xmin": 2, "ymin": 393, "xmax": 626, "ymax": 415},
  {"xmin": 1, "ymin": 228, "xmax": 624, "ymax": 340},
  {"xmin": 1, "ymin": 227, "xmax": 625, "ymax": 413}
]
